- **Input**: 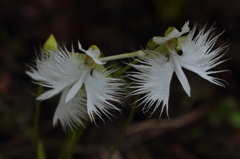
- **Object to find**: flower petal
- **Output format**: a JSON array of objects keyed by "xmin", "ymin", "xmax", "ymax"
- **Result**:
[
  {"xmin": 26, "ymin": 46, "xmax": 85, "ymax": 102},
  {"xmin": 87, "ymin": 49, "xmax": 101, "ymax": 58},
  {"xmin": 169, "ymin": 51, "xmax": 191, "ymax": 96},
  {"xmin": 128, "ymin": 51, "xmax": 174, "ymax": 116},
  {"xmin": 65, "ymin": 66, "xmax": 91, "ymax": 103},
  {"xmin": 37, "ymin": 87, "xmax": 64, "ymax": 101},
  {"xmin": 78, "ymin": 41, "xmax": 86, "ymax": 52},
  {"xmin": 86, "ymin": 49, "xmax": 104, "ymax": 64},
  {"xmin": 53, "ymin": 86, "xmax": 88, "ymax": 131},
  {"xmin": 84, "ymin": 67, "xmax": 125, "ymax": 122},
  {"xmin": 179, "ymin": 24, "xmax": 228, "ymax": 87},
  {"xmin": 86, "ymin": 49, "xmax": 105, "ymax": 64}
]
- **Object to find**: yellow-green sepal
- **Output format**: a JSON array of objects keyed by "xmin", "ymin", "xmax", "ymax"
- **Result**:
[
  {"xmin": 43, "ymin": 34, "xmax": 57, "ymax": 51},
  {"xmin": 146, "ymin": 36, "xmax": 161, "ymax": 50}
]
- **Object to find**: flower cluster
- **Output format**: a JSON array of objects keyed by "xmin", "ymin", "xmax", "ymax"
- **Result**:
[{"xmin": 26, "ymin": 21, "xmax": 228, "ymax": 131}]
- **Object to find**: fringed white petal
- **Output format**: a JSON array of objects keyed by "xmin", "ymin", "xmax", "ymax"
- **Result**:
[
  {"xmin": 84, "ymin": 68, "xmax": 125, "ymax": 122},
  {"xmin": 26, "ymin": 47, "xmax": 85, "ymax": 100},
  {"xmin": 128, "ymin": 52, "xmax": 174, "ymax": 117},
  {"xmin": 179, "ymin": 24, "xmax": 228, "ymax": 87},
  {"xmin": 53, "ymin": 86, "xmax": 88, "ymax": 131}
]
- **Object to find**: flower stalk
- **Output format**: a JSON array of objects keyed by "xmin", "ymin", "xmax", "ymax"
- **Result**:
[
  {"xmin": 99, "ymin": 50, "xmax": 146, "ymax": 62},
  {"xmin": 33, "ymin": 85, "xmax": 45, "ymax": 159},
  {"xmin": 107, "ymin": 95, "xmax": 140, "ymax": 159}
]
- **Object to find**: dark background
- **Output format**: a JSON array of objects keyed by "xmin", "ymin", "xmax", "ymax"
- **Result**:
[{"xmin": 0, "ymin": 0, "xmax": 240, "ymax": 158}]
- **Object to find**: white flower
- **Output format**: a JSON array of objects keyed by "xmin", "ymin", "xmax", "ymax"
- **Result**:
[
  {"xmin": 26, "ymin": 44, "xmax": 125, "ymax": 130},
  {"xmin": 128, "ymin": 22, "xmax": 228, "ymax": 117}
]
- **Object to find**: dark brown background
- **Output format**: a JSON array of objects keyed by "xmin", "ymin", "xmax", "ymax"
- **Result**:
[{"xmin": 0, "ymin": 0, "xmax": 240, "ymax": 158}]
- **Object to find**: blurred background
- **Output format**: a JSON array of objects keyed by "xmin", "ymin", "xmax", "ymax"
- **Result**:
[{"xmin": 0, "ymin": 0, "xmax": 240, "ymax": 158}]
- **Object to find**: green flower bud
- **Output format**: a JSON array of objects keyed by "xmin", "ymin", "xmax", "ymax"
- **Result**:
[{"xmin": 43, "ymin": 34, "xmax": 57, "ymax": 51}]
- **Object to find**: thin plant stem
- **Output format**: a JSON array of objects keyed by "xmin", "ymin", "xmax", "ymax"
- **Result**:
[
  {"xmin": 107, "ymin": 95, "xmax": 140, "ymax": 159},
  {"xmin": 113, "ymin": 59, "xmax": 139, "ymax": 78},
  {"xmin": 99, "ymin": 50, "xmax": 145, "ymax": 62},
  {"xmin": 33, "ymin": 85, "xmax": 44, "ymax": 158},
  {"xmin": 59, "ymin": 121, "xmax": 89, "ymax": 159}
]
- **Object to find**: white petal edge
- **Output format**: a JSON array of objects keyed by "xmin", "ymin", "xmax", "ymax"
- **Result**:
[
  {"xmin": 128, "ymin": 51, "xmax": 175, "ymax": 117},
  {"xmin": 65, "ymin": 66, "xmax": 91, "ymax": 103},
  {"xmin": 53, "ymin": 86, "xmax": 88, "ymax": 131},
  {"xmin": 169, "ymin": 50, "xmax": 191, "ymax": 97}
]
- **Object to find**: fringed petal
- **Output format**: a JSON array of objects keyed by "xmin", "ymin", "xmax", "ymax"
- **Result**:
[
  {"xmin": 179, "ymin": 24, "xmax": 228, "ymax": 87},
  {"xmin": 53, "ymin": 86, "xmax": 88, "ymax": 131},
  {"xmin": 84, "ymin": 67, "xmax": 125, "ymax": 123},
  {"xmin": 128, "ymin": 51, "xmax": 174, "ymax": 117}
]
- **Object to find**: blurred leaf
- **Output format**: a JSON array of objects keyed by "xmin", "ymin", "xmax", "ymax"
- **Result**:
[
  {"xmin": 228, "ymin": 111, "xmax": 240, "ymax": 128},
  {"xmin": 208, "ymin": 97, "xmax": 240, "ymax": 128}
]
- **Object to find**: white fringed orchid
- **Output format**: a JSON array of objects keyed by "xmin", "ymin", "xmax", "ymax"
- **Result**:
[
  {"xmin": 128, "ymin": 21, "xmax": 228, "ymax": 117},
  {"xmin": 26, "ymin": 43, "xmax": 125, "ymax": 130}
]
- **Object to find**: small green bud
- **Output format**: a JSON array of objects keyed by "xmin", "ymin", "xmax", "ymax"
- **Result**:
[{"xmin": 43, "ymin": 34, "xmax": 57, "ymax": 51}]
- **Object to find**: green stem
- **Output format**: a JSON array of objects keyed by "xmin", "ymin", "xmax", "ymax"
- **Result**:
[
  {"xmin": 34, "ymin": 86, "xmax": 44, "ymax": 158},
  {"xmin": 113, "ymin": 59, "xmax": 139, "ymax": 78},
  {"xmin": 99, "ymin": 50, "xmax": 146, "ymax": 62},
  {"xmin": 59, "ymin": 122, "xmax": 89, "ymax": 159},
  {"xmin": 107, "ymin": 95, "xmax": 140, "ymax": 159}
]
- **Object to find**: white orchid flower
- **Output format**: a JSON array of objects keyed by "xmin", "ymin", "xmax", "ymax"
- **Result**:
[
  {"xmin": 26, "ymin": 44, "xmax": 125, "ymax": 130},
  {"xmin": 128, "ymin": 22, "xmax": 228, "ymax": 117}
]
